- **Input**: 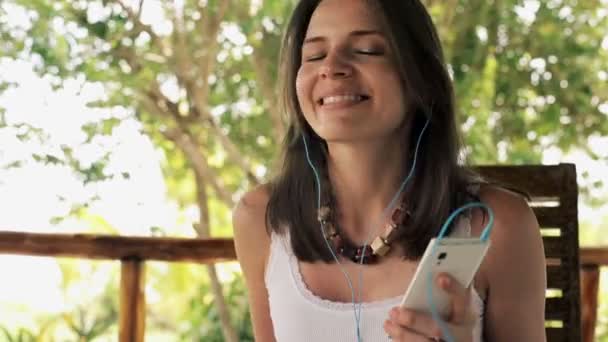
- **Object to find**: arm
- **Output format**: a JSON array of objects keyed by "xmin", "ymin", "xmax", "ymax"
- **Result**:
[
  {"xmin": 232, "ymin": 186, "xmax": 277, "ymax": 341},
  {"xmin": 476, "ymin": 187, "xmax": 547, "ymax": 341}
]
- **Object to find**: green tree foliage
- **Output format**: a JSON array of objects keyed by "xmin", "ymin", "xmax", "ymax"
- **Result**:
[
  {"xmin": 1, "ymin": 0, "xmax": 606, "ymax": 198},
  {"xmin": 0, "ymin": 261, "xmax": 119, "ymax": 342},
  {"xmin": 426, "ymin": 0, "xmax": 608, "ymax": 166}
]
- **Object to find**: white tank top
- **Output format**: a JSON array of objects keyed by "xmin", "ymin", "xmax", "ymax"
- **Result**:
[{"xmin": 264, "ymin": 217, "xmax": 485, "ymax": 342}]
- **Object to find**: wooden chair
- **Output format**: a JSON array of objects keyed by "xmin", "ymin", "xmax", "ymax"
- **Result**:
[{"xmin": 476, "ymin": 163, "xmax": 581, "ymax": 342}]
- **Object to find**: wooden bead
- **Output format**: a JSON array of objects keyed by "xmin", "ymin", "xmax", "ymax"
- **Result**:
[
  {"xmin": 370, "ymin": 237, "xmax": 391, "ymax": 256},
  {"xmin": 323, "ymin": 221, "xmax": 336, "ymax": 233},
  {"xmin": 318, "ymin": 206, "xmax": 331, "ymax": 222},
  {"xmin": 391, "ymin": 206, "xmax": 404, "ymax": 222},
  {"xmin": 381, "ymin": 222, "xmax": 399, "ymax": 242},
  {"xmin": 391, "ymin": 203, "xmax": 411, "ymax": 223},
  {"xmin": 316, "ymin": 200, "xmax": 411, "ymax": 265},
  {"xmin": 332, "ymin": 234, "xmax": 343, "ymax": 247},
  {"xmin": 323, "ymin": 222, "xmax": 338, "ymax": 240}
]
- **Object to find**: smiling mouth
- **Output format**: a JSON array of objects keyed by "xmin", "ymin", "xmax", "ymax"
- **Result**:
[{"xmin": 318, "ymin": 94, "xmax": 370, "ymax": 106}]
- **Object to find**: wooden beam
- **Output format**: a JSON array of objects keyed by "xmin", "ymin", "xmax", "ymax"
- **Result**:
[
  {"xmin": 580, "ymin": 247, "xmax": 608, "ymax": 266},
  {"xmin": 120, "ymin": 259, "xmax": 145, "ymax": 342},
  {"xmin": 1, "ymin": 231, "xmax": 607, "ymax": 266},
  {"xmin": 0, "ymin": 231, "xmax": 236, "ymax": 263}
]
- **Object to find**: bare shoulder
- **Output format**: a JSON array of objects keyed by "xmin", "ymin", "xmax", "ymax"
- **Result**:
[
  {"xmin": 472, "ymin": 185, "xmax": 547, "ymax": 340},
  {"xmin": 470, "ymin": 184, "xmax": 539, "ymax": 238},
  {"xmin": 469, "ymin": 185, "xmax": 544, "ymax": 289},
  {"xmin": 232, "ymin": 185, "xmax": 278, "ymax": 341},
  {"xmin": 233, "ymin": 184, "xmax": 271, "ymax": 231},
  {"xmin": 232, "ymin": 184, "xmax": 272, "ymax": 267}
]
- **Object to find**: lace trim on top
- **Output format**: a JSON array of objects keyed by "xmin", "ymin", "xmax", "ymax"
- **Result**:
[
  {"xmin": 281, "ymin": 216, "xmax": 485, "ymax": 313},
  {"xmin": 287, "ymin": 240, "xmax": 403, "ymax": 311}
]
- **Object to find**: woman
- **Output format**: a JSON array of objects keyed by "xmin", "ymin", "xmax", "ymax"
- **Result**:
[{"xmin": 233, "ymin": 0, "xmax": 546, "ymax": 341}]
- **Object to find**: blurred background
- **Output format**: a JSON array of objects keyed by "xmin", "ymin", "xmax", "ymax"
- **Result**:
[{"xmin": 0, "ymin": 0, "xmax": 606, "ymax": 341}]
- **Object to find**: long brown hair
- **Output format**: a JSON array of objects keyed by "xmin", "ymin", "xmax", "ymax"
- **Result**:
[{"xmin": 266, "ymin": 0, "xmax": 478, "ymax": 262}]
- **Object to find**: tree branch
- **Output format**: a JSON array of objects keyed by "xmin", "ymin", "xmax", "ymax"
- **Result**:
[
  {"xmin": 145, "ymin": 85, "xmax": 183, "ymax": 123},
  {"xmin": 142, "ymin": 81, "xmax": 260, "ymax": 189},
  {"xmin": 139, "ymin": 94, "xmax": 236, "ymax": 208},
  {"xmin": 187, "ymin": 0, "xmax": 261, "ymax": 186},
  {"xmin": 206, "ymin": 265, "xmax": 239, "ymax": 342},
  {"xmin": 136, "ymin": 0, "xmax": 145, "ymax": 20},
  {"xmin": 115, "ymin": 0, "xmax": 170, "ymax": 56},
  {"xmin": 232, "ymin": 5, "xmax": 284, "ymax": 142},
  {"xmin": 194, "ymin": 0, "xmax": 231, "ymax": 101},
  {"xmin": 193, "ymin": 172, "xmax": 211, "ymax": 237},
  {"xmin": 171, "ymin": 0, "xmax": 195, "ymax": 97},
  {"xmin": 198, "ymin": 106, "xmax": 262, "ymax": 186},
  {"xmin": 441, "ymin": 0, "xmax": 460, "ymax": 34},
  {"xmin": 116, "ymin": 0, "xmax": 260, "ymax": 188},
  {"xmin": 251, "ymin": 45, "xmax": 285, "ymax": 142},
  {"xmin": 191, "ymin": 172, "xmax": 239, "ymax": 342},
  {"xmin": 139, "ymin": 49, "xmax": 240, "ymax": 342},
  {"xmin": 421, "ymin": 0, "xmax": 460, "ymax": 60},
  {"xmin": 165, "ymin": 128, "xmax": 236, "ymax": 208}
]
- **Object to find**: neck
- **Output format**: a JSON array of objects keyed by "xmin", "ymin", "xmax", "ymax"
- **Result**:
[{"xmin": 326, "ymin": 137, "xmax": 409, "ymax": 243}]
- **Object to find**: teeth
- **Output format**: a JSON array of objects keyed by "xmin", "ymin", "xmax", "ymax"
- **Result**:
[{"xmin": 322, "ymin": 95, "xmax": 364, "ymax": 105}]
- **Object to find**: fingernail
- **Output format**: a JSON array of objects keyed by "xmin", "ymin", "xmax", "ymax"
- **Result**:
[
  {"xmin": 389, "ymin": 308, "xmax": 398, "ymax": 319},
  {"xmin": 441, "ymin": 276, "xmax": 451, "ymax": 288}
]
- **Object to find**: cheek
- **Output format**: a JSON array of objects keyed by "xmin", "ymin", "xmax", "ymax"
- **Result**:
[
  {"xmin": 382, "ymin": 72, "xmax": 406, "ymax": 111},
  {"xmin": 295, "ymin": 65, "xmax": 315, "ymax": 108}
]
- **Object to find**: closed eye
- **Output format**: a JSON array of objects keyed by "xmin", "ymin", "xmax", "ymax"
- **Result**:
[
  {"xmin": 303, "ymin": 49, "xmax": 383, "ymax": 62},
  {"xmin": 355, "ymin": 50, "xmax": 384, "ymax": 56},
  {"xmin": 304, "ymin": 55, "xmax": 325, "ymax": 62}
]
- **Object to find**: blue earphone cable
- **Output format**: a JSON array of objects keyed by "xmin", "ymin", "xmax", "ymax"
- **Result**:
[
  {"xmin": 302, "ymin": 115, "xmax": 495, "ymax": 342},
  {"xmin": 427, "ymin": 202, "xmax": 494, "ymax": 342},
  {"xmin": 302, "ymin": 133, "xmax": 363, "ymax": 339},
  {"xmin": 302, "ymin": 117, "xmax": 430, "ymax": 341}
]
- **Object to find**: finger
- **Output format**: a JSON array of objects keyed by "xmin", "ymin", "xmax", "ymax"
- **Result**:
[
  {"xmin": 436, "ymin": 273, "xmax": 472, "ymax": 323},
  {"xmin": 388, "ymin": 307, "xmax": 443, "ymax": 339},
  {"xmin": 384, "ymin": 319, "xmax": 432, "ymax": 342}
]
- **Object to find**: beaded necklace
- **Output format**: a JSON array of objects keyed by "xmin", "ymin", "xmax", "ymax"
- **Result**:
[{"xmin": 316, "ymin": 198, "xmax": 411, "ymax": 264}]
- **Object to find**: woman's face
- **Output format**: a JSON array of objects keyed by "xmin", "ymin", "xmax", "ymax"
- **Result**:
[{"xmin": 296, "ymin": 0, "xmax": 406, "ymax": 144}]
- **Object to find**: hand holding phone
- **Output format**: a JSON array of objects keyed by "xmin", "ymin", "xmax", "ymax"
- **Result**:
[{"xmin": 400, "ymin": 237, "xmax": 490, "ymax": 317}]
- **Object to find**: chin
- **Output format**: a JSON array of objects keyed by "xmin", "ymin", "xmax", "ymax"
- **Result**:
[
  {"xmin": 322, "ymin": 128, "xmax": 404, "ymax": 147},
  {"xmin": 313, "ymin": 126, "xmax": 355, "ymax": 140},
  {"xmin": 318, "ymin": 131, "xmax": 376, "ymax": 144}
]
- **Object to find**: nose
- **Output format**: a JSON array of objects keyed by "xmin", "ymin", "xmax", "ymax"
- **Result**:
[{"xmin": 319, "ymin": 53, "xmax": 353, "ymax": 79}]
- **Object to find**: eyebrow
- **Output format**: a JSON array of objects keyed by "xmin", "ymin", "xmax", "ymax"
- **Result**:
[{"xmin": 303, "ymin": 30, "xmax": 385, "ymax": 45}]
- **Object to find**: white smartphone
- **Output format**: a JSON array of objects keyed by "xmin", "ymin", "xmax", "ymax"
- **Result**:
[{"xmin": 400, "ymin": 238, "xmax": 490, "ymax": 316}]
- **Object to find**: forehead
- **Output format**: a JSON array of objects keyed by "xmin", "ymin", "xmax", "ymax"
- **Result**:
[{"xmin": 306, "ymin": 0, "xmax": 384, "ymax": 36}]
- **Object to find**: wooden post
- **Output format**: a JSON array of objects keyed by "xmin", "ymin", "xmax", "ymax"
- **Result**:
[
  {"xmin": 120, "ymin": 259, "xmax": 145, "ymax": 342},
  {"xmin": 580, "ymin": 264, "xmax": 599, "ymax": 342}
]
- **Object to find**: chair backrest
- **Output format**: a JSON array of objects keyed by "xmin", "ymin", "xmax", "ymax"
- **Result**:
[{"xmin": 476, "ymin": 163, "xmax": 581, "ymax": 342}]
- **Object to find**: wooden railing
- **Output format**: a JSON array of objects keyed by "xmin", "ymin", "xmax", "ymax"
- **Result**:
[
  {"xmin": 580, "ymin": 247, "xmax": 608, "ymax": 342},
  {"xmin": 0, "ymin": 231, "xmax": 606, "ymax": 342},
  {"xmin": 0, "ymin": 232, "xmax": 234, "ymax": 342}
]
